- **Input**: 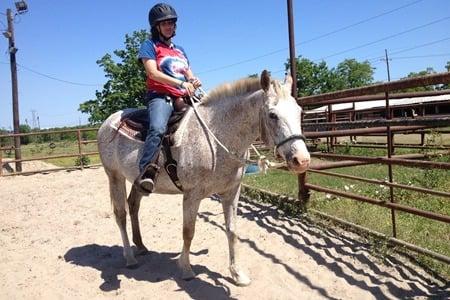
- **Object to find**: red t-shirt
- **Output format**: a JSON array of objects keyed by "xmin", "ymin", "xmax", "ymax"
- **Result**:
[{"xmin": 138, "ymin": 39, "xmax": 190, "ymax": 97}]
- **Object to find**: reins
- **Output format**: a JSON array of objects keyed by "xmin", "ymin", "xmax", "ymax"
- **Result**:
[
  {"xmin": 190, "ymin": 88, "xmax": 291, "ymax": 171},
  {"xmin": 190, "ymin": 90, "xmax": 252, "ymax": 166}
]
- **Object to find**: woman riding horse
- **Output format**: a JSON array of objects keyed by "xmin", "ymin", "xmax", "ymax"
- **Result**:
[{"xmin": 137, "ymin": 3, "xmax": 202, "ymax": 194}]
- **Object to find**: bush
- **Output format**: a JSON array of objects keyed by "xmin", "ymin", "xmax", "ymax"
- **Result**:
[{"xmin": 74, "ymin": 155, "xmax": 91, "ymax": 166}]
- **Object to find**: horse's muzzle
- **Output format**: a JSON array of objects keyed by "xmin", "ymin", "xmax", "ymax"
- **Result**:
[{"xmin": 284, "ymin": 149, "xmax": 310, "ymax": 174}]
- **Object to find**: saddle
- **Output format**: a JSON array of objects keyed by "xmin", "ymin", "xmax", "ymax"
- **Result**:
[{"xmin": 116, "ymin": 96, "xmax": 193, "ymax": 191}]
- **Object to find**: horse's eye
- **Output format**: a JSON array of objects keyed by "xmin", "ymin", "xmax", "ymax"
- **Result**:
[{"xmin": 269, "ymin": 112, "xmax": 278, "ymax": 120}]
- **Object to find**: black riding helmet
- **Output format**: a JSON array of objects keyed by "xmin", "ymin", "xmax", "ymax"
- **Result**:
[{"xmin": 148, "ymin": 3, "xmax": 178, "ymax": 27}]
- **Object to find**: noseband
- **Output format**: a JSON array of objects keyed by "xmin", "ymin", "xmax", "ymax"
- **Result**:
[{"xmin": 275, "ymin": 134, "xmax": 307, "ymax": 150}]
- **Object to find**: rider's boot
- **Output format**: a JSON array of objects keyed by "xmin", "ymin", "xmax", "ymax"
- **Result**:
[{"xmin": 135, "ymin": 163, "xmax": 160, "ymax": 195}]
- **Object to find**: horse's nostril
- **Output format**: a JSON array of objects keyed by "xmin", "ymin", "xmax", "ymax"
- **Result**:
[{"xmin": 293, "ymin": 157, "xmax": 300, "ymax": 166}]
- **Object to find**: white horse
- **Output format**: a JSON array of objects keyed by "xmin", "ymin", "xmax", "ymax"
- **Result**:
[{"xmin": 97, "ymin": 70, "xmax": 310, "ymax": 286}]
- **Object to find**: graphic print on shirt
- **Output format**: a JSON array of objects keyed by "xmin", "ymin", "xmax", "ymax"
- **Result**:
[
  {"xmin": 146, "ymin": 41, "xmax": 190, "ymax": 97},
  {"xmin": 159, "ymin": 53, "xmax": 188, "ymax": 82}
]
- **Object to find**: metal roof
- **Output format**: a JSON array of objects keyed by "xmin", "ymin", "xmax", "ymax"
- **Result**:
[{"xmin": 305, "ymin": 94, "xmax": 450, "ymax": 114}]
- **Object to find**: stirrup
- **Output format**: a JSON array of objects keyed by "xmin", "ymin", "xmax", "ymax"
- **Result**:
[
  {"xmin": 135, "ymin": 163, "xmax": 160, "ymax": 195},
  {"xmin": 138, "ymin": 177, "xmax": 154, "ymax": 194}
]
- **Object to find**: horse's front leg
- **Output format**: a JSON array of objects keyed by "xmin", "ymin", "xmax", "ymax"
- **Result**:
[
  {"xmin": 221, "ymin": 184, "xmax": 251, "ymax": 286},
  {"xmin": 178, "ymin": 193, "xmax": 201, "ymax": 280}
]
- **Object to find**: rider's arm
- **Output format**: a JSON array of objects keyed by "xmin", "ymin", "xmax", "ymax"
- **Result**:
[
  {"xmin": 142, "ymin": 58, "xmax": 196, "ymax": 95},
  {"xmin": 142, "ymin": 58, "xmax": 185, "ymax": 88}
]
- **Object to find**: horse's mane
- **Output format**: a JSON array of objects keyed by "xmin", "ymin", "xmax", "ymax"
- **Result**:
[{"xmin": 201, "ymin": 77, "xmax": 261, "ymax": 104}]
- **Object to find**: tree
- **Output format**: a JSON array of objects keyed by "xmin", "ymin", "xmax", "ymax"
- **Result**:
[
  {"xmin": 288, "ymin": 57, "xmax": 334, "ymax": 97},
  {"xmin": 443, "ymin": 61, "xmax": 450, "ymax": 90},
  {"xmin": 287, "ymin": 57, "xmax": 374, "ymax": 97},
  {"xmin": 332, "ymin": 59, "xmax": 374, "ymax": 90},
  {"xmin": 399, "ymin": 67, "xmax": 438, "ymax": 92},
  {"xmin": 19, "ymin": 124, "xmax": 31, "ymax": 144},
  {"xmin": 79, "ymin": 30, "xmax": 148, "ymax": 123}
]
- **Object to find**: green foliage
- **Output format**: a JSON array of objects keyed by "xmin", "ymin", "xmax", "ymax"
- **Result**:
[
  {"xmin": 74, "ymin": 155, "xmax": 91, "ymax": 166},
  {"xmin": 334, "ymin": 59, "xmax": 374, "ymax": 89},
  {"xmin": 287, "ymin": 57, "xmax": 374, "ymax": 97},
  {"xmin": 290, "ymin": 58, "xmax": 333, "ymax": 96},
  {"xmin": 0, "ymin": 128, "xmax": 11, "ymax": 147},
  {"xmin": 19, "ymin": 124, "xmax": 32, "ymax": 144},
  {"xmin": 398, "ymin": 68, "xmax": 440, "ymax": 92},
  {"xmin": 441, "ymin": 61, "xmax": 449, "ymax": 90},
  {"xmin": 79, "ymin": 30, "xmax": 148, "ymax": 123}
]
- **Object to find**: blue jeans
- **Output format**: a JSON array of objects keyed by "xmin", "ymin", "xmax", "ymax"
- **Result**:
[{"xmin": 139, "ymin": 96, "xmax": 174, "ymax": 173}]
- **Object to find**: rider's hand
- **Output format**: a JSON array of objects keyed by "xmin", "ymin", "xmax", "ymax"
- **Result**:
[
  {"xmin": 189, "ymin": 77, "xmax": 202, "ymax": 89},
  {"xmin": 182, "ymin": 81, "xmax": 195, "ymax": 96}
]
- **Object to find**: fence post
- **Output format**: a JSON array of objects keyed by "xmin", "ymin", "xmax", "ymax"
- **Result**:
[
  {"xmin": 0, "ymin": 148, "xmax": 3, "ymax": 176},
  {"xmin": 298, "ymin": 172, "xmax": 310, "ymax": 209},
  {"xmin": 76, "ymin": 129, "xmax": 84, "ymax": 170}
]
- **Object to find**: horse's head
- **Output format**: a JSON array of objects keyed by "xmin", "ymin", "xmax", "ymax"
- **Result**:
[{"xmin": 259, "ymin": 70, "xmax": 310, "ymax": 174}]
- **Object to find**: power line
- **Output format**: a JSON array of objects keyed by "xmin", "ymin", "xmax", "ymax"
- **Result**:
[
  {"xmin": 390, "ymin": 53, "xmax": 450, "ymax": 60},
  {"xmin": 197, "ymin": 0, "xmax": 425, "ymax": 75},
  {"xmin": 390, "ymin": 37, "xmax": 450, "ymax": 56},
  {"xmin": 316, "ymin": 16, "xmax": 450, "ymax": 61},
  {"xmin": 267, "ymin": 51, "xmax": 450, "ymax": 77},
  {"xmin": 0, "ymin": 61, "xmax": 103, "ymax": 86},
  {"xmin": 297, "ymin": 0, "xmax": 425, "ymax": 48},
  {"xmin": 366, "ymin": 37, "xmax": 450, "ymax": 62}
]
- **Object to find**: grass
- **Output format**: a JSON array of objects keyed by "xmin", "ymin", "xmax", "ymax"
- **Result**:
[{"xmin": 2, "ymin": 140, "xmax": 101, "ymax": 167}]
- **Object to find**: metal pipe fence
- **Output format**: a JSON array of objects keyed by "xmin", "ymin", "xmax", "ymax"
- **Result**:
[
  {"xmin": 295, "ymin": 72, "xmax": 450, "ymax": 262},
  {"xmin": 0, "ymin": 128, "xmax": 100, "ymax": 176}
]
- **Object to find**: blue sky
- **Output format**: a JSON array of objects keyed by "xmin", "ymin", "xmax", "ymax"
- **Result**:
[{"xmin": 1, "ymin": 0, "xmax": 449, "ymax": 129}]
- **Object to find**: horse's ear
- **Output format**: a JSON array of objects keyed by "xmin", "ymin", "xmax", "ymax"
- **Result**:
[
  {"xmin": 260, "ymin": 70, "xmax": 270, "ymax": 92},
  {"xmin": 284, "ymin": 72, "xmax": 293, "ymax": 92}
]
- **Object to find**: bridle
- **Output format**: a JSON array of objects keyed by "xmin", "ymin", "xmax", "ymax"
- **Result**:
[{"xmin": 275, "ymin": 134, "xmax": 307, "ymax": 151}]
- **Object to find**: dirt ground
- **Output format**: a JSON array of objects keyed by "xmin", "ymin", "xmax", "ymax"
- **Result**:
[{"xmin": 0, "ymin": 162, "xmax": 448, "ymax": 299}]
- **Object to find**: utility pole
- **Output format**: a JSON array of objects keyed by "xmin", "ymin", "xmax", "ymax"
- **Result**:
[
  {"xmin": 4, "ymin": 1, "xmax": 27, "ymax": 172},
  {"xmin": 6, "ymin": 8, "xmax": 22, "ymax": 172},
  {"xmin": 286, "ymin": 0, "xmax": 298, "ymax": 98},
  {"xmin": 31, "ymin": 109, "xmax": 37, "ymax": 128}
]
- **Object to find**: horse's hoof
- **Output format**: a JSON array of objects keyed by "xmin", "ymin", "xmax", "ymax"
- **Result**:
[
  {"xmin": 235, "ymin": 275, "xmax": 251, "ymax": 287},
  {"xmin": 231, "ymin": 267, "xmax": 251, "ymax": 286},
  {"xmin": 135, "ymin": 246, "xmax": 149, "ymax": 256},
  {"xmin": 126, "ymin": 262, "xmax": 140, "ymax": 270},
  {"xmin": 181, "ymin": 269, "xmax": 196, "ymax": 280},
  {"xmin": 125, "ymin": 256, "xmax": 138, "ymax": 268}
]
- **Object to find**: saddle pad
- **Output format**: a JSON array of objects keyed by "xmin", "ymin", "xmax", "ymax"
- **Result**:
[{"xmin": 117, "ymin": 108, "xmax": 188, "ymax": 142}]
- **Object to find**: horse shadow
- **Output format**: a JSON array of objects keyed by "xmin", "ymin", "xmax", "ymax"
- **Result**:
[
  {"xmin": 205, "ymin": 195, "xmax": 449, "ymax": 299},
  {"xmin": 64, "ymin": 245, "xmax": 237, "ymax": 300}
]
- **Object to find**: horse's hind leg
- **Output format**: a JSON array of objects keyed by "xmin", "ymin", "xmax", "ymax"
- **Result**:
[
  {"xmin": 106, "ymin": 170, "xmax": 137, "ymax": 267},
  {"xmin": 221, "ymin": 184, "xmax": 251, "ymax": 286},
  {"xmin": 127, "ymin": 185, "xmax": 148, "ymax": 255},
  {"xmin": 178, "ymin": 192, "xmax": 201, "ymax": 280}
]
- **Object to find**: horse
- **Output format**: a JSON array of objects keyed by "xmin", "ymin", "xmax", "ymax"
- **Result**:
[{"xmin": 97, "ymin": 70, "xmax": 310, "ymax": 286}]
